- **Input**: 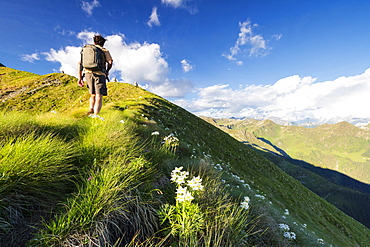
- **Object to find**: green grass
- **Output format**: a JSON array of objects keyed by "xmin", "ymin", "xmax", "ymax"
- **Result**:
[{"xmin": 1, "ymin": 67, "xmax": 370, "ymax": 246}]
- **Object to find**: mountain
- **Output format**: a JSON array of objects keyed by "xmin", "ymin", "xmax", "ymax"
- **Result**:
[
  {"xmin": 201, "ymin": 117, "xmax": 370, "ymax": 184},
  {"xmin": 201, "ymin": 117, "xmax": 370, "ymax": 227},
  {"xmin": 1, "ymin": 66, "xmax": 370, "ymax": 246}
]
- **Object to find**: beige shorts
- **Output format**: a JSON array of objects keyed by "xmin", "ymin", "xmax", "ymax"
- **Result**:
[{"xmin": 85, "ymin": 73, "xmax": 107, "ymax": 96}]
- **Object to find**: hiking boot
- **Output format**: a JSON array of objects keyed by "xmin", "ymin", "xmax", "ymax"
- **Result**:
[{"xmin": 87, "ymin": 109, "xmax": 94, "ymax": 115}]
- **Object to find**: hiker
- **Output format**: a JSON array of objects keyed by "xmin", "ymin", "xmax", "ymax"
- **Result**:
[{"xmin": 78, "ymin": 34, "xmax": 113, "ymax": 116}]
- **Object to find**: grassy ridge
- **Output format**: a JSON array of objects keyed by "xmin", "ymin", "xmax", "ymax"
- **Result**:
[
  {"xmin": 1, "ymin": 67, "xmax": 370, "ymax": 246},
  {"xmin": 204, "ymin": 118, "xmax": 370, "ymax": 184}
]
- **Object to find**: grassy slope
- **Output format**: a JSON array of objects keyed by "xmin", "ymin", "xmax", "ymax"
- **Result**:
[{"xmin": 1, "ymin": 67, "xmax": 370, "ymax": 246}]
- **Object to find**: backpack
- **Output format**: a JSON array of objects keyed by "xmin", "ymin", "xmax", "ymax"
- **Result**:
[{"xmin": 81, "ymin": 44, "xmax": 106, "ymax": 72}]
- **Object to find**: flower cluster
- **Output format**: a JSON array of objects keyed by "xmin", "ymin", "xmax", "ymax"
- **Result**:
[
  {"xmin": 162, "ymin": 134, "xmax": 180, "ymax": 154},
  {"xmin": 159, "ymin": 167, "xmax": 204, "ymax": 242},
  {"xmin": 317, "ymin": 238, "xmax": 325, "ymax": 245},
  {"xmin": 164, "ymin": 133, "xmax": 179, "ymax": 146},
  {"xmin": 170, "ymin": 167, "xmax": 203, "ymax": 203},
  {"xmin": 240, "ymin": 196, "xmax": 250, "ymax": 210},
  {"xmin": 255, "ymin": 194, "xmax": 266, "ymax": 200},
  {"xmin": 176, "ymin": 186, "xmax": 194, "ymax": 202},
  {"xmin": 187, "ymin": 176, "xmax": 204, "ymax": 191},
  {"xmin": 284, "ymin": 231, "xmax": 296, "ymax": 240},
  {"xmin": 171, "ymin": 166, "xmax": 189, "ymax": 185},
  {"xmin": 278, "ymin": 223, "xmax": 290, "ymax": 231},
  {"xmin": 278, "ymin": 223, "xmax": 296, "ymax": 240}
]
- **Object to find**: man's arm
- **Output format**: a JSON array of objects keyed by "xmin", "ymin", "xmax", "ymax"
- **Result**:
[
  {"xmin": 77, "ymin": 61, "xmax": 84, "ymax": 87},
  {"xmin": 105, "ymin": 59, "xmax": 113, "ymax": 80}
]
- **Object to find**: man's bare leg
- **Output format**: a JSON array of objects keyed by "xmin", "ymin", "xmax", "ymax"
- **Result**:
[
  {"xmin": 94, "ymin": 94, "xmax": 103, "ymax": 114},
  {"xmin": 89, "ymin": 94, "xmax": 96, "ymax": 113}
]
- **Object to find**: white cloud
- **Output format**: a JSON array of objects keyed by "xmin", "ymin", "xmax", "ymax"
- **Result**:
[
  {"xmin": 161, "ymin": 0, "xmax": 197, "ymax": 13},
  {"xmin": 77, "ymin": 30, "xmax": 95, "ymax": 44},
  {"xmin": 43, "ymin": 46, "xmax": 81, "ymax": 74},
  {"xmin": 20, "ymin": 53, "xmax": 40, "ymax": 63},
  {"xmin": 223, "ymin": 19, "xmax": 281, "ymax": 63},
  {"xmin": 174, "ymin": 69, "xmax": 370, "ymax": 124},
  {"xmin": 106, "ymin": 34, "xmax": 169, "ymax": 83},
  {"xmin": 81, "ymin": 0, "xmax": 100, "ymax": 16},
  {"xmin": 148, "ymin": 7, "xmax": 160, "ymax": 27},
  {"xmin": 143, "ymin": 78, "xmax": 194, "ymax": 98},
  {"xmin": 42, "ymin": 31, "xmax": 193, "ymax": 98},
  {"xmin": 161, "ymin": 0, "xmax": 184, "ymax": 8},
  {"xmin": 181, "ymin": 59, "xmax": 193, "ymax": 73},
  {"xmin": 54, "ymin": 25, "xmax": 76, "ymax": 36}
]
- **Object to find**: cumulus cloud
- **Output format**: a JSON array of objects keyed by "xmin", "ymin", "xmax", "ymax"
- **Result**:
[
  {"xmin": 20, "ymin": 53, "xmax": 40, "ymax": 63},
  {"xmin": 42, "ymin": 31, "xmax": 193, "ymax": 98},
  {"xmin": 174, "ymin": 69, "xmax": 370, "ymax": 124},
  {"xmin": 76, "ymin": 30, "xmax": 95, "ymax": 44},
  {"xmin": 143, "ymin": 78, "xmax": 193, "ymax": 98},
  {"xmin": 148, "ymin": 7, "xmax": 160, "ymax": 27},
  {"xmin": 81, "ymin": 0, "xmax": 100, "ymax": 16},
  {"xmin": 223, "ymin": 19, "xmax": 281, "ymax": 63},
  {"xmin": 181, "ymin": 59, "xmax": 193, "ymax": 73},
  {"xmin": 43, "ymin": 46, "xmax": 81, "ymax": 74}
]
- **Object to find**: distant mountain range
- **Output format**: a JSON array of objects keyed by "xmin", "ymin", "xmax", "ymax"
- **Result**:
[
  {"xmin": 201, "ymin": 117, "xmax": 370, "ymax": 184},
  {"xmin": 228, "ymin": 116, "xmax": 370, "ymax": 129}
]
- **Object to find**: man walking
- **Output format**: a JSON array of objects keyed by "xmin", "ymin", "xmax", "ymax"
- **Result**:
[{"xmin": 78, "ymin": 34, "xmax": 113, "ymax": 118}]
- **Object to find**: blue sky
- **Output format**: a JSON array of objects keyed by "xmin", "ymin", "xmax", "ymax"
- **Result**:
[{"xmin": 2, "ymin": 0, "xmax": 370, "ymax": 124}]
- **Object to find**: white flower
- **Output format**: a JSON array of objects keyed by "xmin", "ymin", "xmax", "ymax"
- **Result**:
[
  {"xmin": 176, "ymin": 186, "xmax": 187, "ymax": 195},
  {"xmin": 255, "ymin": 194, "xmax": 265, "ymax": 200},
  {"xmin": 172, "ymin": 167, "xmax": 183, "ymax": 174},
  {"xmin": 184, "ymin": 191, "xmax": 194, "ymax": 201},
  {"xmin": 278, "ymin": 223, "xmax": 290, "ymax": 231},
  {"xmin": 151, "ymin": 131, "xmax": 160, "ymax": 135},
  {"xmin": 176, "ymin": 194, "xmax": 185, "ymax": 202},
  {"xmin": 283, "ymin": 231, "xmax": 296, "ymax": 240},
  {"xmin": 175, "ymin": 176, "xmax": 186, "ymax": 184},
  {"xmin": 119, "ymin": 120, "xmax": 125, "ymax": 124},
  {"xmin": 240, "ymin": 196, "xmax": 250, "ymax": 210},
  {"xmin": 240, "ymin": 201, "xmax": 250, "ymax": 210},
  {"xmin": 170, "ymin": 167, "xmax": 188, "ymax": 185},
  {"xmin": 187, "ymin": 176, "xmax": 204, "ymax": 191},
  {"xmin": 163, "ymin": 134, "xmax": 179, "ymax": 145},
  {"xmin": 284, "ymin": 209, "xmax": 290, "ymax": 215},
  {"xmin": 175, "ymin": 186, "xmax": 194, "ymax": 202}
]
